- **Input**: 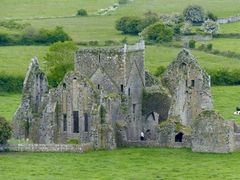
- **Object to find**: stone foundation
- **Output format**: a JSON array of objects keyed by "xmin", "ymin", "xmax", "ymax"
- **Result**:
[{"xmin": 0, "ymin": 143, "xmax": 93, "ymax": 153}]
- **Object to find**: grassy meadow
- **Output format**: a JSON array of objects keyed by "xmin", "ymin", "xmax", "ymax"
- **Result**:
[
  {"xmin": 1, "ymin": 148, "xmax": 240, "ymax": 179},
  {"xmin": 0, "ymin": 93, "xmax": 21, "ymax": 121}
]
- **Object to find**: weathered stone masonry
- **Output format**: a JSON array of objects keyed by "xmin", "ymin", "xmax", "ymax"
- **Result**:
[{"xmin": 13, "ymin": 41, "xmax": 240, "ymax": 153}]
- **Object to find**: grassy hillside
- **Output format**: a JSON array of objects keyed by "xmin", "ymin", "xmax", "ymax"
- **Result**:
[
  {"xmin": 196, "ymin": 38, "xmax": 240, "ymax": 53},
  {"xmin": 145, "ymin": 45, "xmax": 240, "ymax": 73},
  {"xmin": 220, "ymin": 21, "xmax": 240, "ymax": 34},
  {"xmin": 115, "ymin": 0, "xmax": 240, "ymax": 17},
  {"xmin": 0, "ymin": 0, "xmax": 115, "ymax": 19},
  {"xmin": 1, "ymin": 148, "xmax": 240, "ymax": 179},
  {"xmin": 0, "ymin": 46, "xmax": 48, "ymax": 76},
  {"xmin": 0, "ymin": 93, "xmax": 21, "ymax": 121}
]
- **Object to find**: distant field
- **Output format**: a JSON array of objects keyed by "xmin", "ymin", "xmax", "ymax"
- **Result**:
[
  {"xmin": 0, "ymin": 0, "xmax": 115, "ymax": 19},
  {"xmin": 0, "ymin": 93, "xmax": 21, "ymax": 121},
  {"xmin": 1, "ymin": 0, "xmax": 238, "ymax": 20},
  {"xmin": 1, "ymin": 148, "xmax": 240, "ymax": 179},
  {"xmin": 0, "ymin": 46, "xmax": 48, "ymax": 76},
  {"xmin": 145, "ymin": 45, "xmax": 240, "ymax": 73},
  {"xmin": 197, "ymin": 38, "xmax": 240, "ymax": 53},
  {"xmin": 212, "ymin": 86, "xmax": 240, "ymax": 123},
  {"xmin": 220, "ymin": 21, "xmax": 240, "ymax": 34},
  {"xmin": 20, "ymin": 16, "xmax": 138, "ymax": 43},
  {"xmin": 115, "ymin": 0, "xmax": 240, "ymax": 17}
]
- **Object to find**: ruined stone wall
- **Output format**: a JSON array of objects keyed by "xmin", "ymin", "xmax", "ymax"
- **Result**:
[
  {"xmin": 192, "ymin": 110, "xmax": 235, "ymax": 153},
  {"xmin": 163, "ymin": 49, "xmax": 213, "ymax": 127},
  {"xmin": 13, "ymin": 58, "xmax": 48, "ymax": 140},
  {"xmin": 0, "ymin": 143, "xmax": 93, "ymax": 153}
]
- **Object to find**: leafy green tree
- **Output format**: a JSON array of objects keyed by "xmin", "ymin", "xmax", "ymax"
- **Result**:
[
  {"xmin": 137, "ymin": 16, "xmax": 159, "ymax": 32},
  {"xmin": 115, "ymin": 16, "xmax": 141, "ymax": 34},
  {"xmin": 142, "ymin": 22, "xmax": 174, "ymax": 43},
  {"xmin": 0, "ymin": 117, "xmax": 11, "ymax": 144},
  {"xmin": 183, "ymin": 5, "xmax": 205, "ymax": 24},
  {"xmin": 44, "ymin": 41, "xmax": 77, "ymax": 87}
]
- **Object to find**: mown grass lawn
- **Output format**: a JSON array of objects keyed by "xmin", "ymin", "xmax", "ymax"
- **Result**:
[{"xmin": 1, "ymin": 148, "xmax": 240, "ymax": 180}]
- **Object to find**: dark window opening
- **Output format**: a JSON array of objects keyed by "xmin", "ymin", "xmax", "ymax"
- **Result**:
[
  {"xmin": 63, "ymin": 83, "xmax": 66, "ymax": 89},
  {"xmin": 128, "ymin": 88, "xmax": 131, "ymax": 96},
  {"xmin": 151, "ymin": 112, "xmax": 155, "ymax": 121},
  {"xmin": 181, "ymin": 63, "xmax": 187, "ymax": 70},
  {"xmin": 40, "ymin": 73, "xmax": 44, "ymax": 80},
  {"xmin": 191, "ymin": 80, "xmax": 195, "ymax": 87},
  {"xmin": 84, "ymin": 113, "xmax": 89, "ymax": 132},
  {"xmin": 97, "ymin": 84, "xmax": 100, "ymax": 89},
  {"xmin": 63, "ymin": 114, "xmax": 67, "ymax": 131},
  {"xmin": 73, "ymin": 111, "xmax": 79, "ymax": 133},
  {"xmin": 175, "ymin": 132, "xmax": 184, "ymax": 142},
  {"xmin": 121, "ymin": 84, "xmax": 124, "ymax": 93},
  {"xmin": 133, "ymin": 104, "xmax": 136, "ymax": 114},
  {"xmin": 73, "ymin": 77, "xmax": 77, "ymax": 80},
  {"xmin": 185, "ymin": 80, "xmax": 188, "ymax": 87}
]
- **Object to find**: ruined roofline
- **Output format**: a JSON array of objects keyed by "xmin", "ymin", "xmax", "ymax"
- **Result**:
[{"xmin": 75, "ymin": 40, "xmax": 145, "ymax": 54}]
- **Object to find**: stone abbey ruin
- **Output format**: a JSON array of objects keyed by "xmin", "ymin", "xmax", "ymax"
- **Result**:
[{"xmin": 13, "ymin": 41, "xmax": 240, "ymax": 153}]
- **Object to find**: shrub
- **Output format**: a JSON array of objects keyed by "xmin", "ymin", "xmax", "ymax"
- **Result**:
[
  {"xmin": 88, "ymin": 40, "xmax": 99, "ymax": 46},
  {"xmin": 67, "ymin": 139, "xmax": 79, "ymax": 144},
  {"xmin": 120, "ymin": 37, "xmax": 128, "ymax": 44},
  {"xmin": 0, "ymin": 117, "xmax": 12, "ymax": 144},
  {"xmin": 206, "ymin": 11, "xmax": 218, "ymax": 21},
  {"xmin": 137, "ymin": 16, "xmax": 159, "ymax": 32},
  {"xmin": 0, "ymin": 20, "xmax": 30, "ymax": 30},
  {"xmin": 207, "ymin": 68, "xmax": 240, "ymax": 86},
  {"xmin": 104, "ymin": 40, "xmax": 118, "ymax": 46},
  {"xmin": 183, "ymin": 5, "xmax": 205, "ymax": 24},
  {"xmin": 207, "ymin": 43, "xmax": 213, "ymax": 51},
  {"xmin": 180, "ymin": 21, "xmax": 192, "ymax": 35},
  {"xmin": 154, "ymin": 66, "xmax": 166, "ymax": 77},
  {"xmin": 0, "ymin": 73, "xmax": 23, "ymax": 93},
  {"xmin": 188, "ymin": 39, "xmax": 196, "ymax": 49},
  {"xmin": 201, "ymin": 19, "xmax": 219, "ymax": 34},
  {"xmin": 115, "ymin": 16, "xmax": 141, "ymax": 34},
  {"xmin": 0, "ymin": 33, "xmax": 11, "ymax": 45},
  {"xmin": 35, "ymin": 26, "xmax": 72, "ymax": 45},
  {"xmin": 118, "ymin": 0, "xmax": 128, "ymax": 4},
  {"xmin": 77, "ymin": 9, "xmax": 88, "ymax": 16},
  {"xmin": 142, "ymin": 22, "xmax": 174, "ymax": 43}
]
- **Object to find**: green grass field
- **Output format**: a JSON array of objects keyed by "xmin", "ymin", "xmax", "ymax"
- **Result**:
[
  {"xmin": 196, "ymin": 38, "xmax": 240, "ymax": 53},
  {"xmin": 0, "ymin": 0, "xmax": 115, "ymax": 19},
  {"xmin": 0, "ymin": 46, "xmax": 48, "ymax": 76},
  {"xmin": 220, "ymin": 21, "xmax": 240, "ymax": 34},
  {"xmin": 1, "ymin": 0, "xmax": 239, "ymax": 20},
  {"xmin": 145, "ymin": 45, "xmax": 240, "ymax": 73},
  {"xmin": 0, "ymin": 93, "xmax": 21, "ymax": 121},
  {"xmin": 1, "ymin": 148, "xmax": 240, "ymax": 179}
]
